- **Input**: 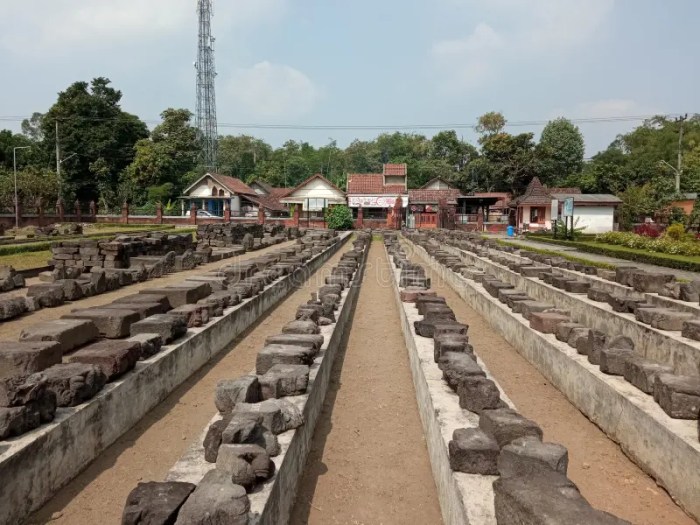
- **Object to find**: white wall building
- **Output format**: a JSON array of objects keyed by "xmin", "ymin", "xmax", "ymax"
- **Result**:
[{"xmin": 550, "ymin": 193, "xmax": 622, "ymax": 234}]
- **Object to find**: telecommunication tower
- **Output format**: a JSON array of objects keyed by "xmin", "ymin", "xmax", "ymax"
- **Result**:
[{"xmin": 195, "ymin": 0, "xmax": 218, "ymax": 169}]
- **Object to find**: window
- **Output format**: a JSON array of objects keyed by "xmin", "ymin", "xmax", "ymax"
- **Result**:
[{"xmin": 530, "ymin": 207, "xmax": 545, "ymax": 224}]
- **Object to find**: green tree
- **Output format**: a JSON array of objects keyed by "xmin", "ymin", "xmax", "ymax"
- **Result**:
[
  {"xmin": 40, "ymin": 78, "xmax": 148, "ymax": 202},
  {"xmin": 479, "ymin": 132, "xmax": 539, "ymax": 194},
  {"xmin": 537, "ymin": 118, "xmax": 585, "ymax": 186},
  {"xmin": 476, "ymin": 111, "xmax": 507, "ymax": 136},
  {"xmin": 325, "ymin": 204, "xmax": 353, "ymax": 230}
]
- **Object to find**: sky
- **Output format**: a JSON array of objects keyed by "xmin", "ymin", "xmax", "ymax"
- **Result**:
[{"xmin": 0, "ymin": 0, "xmax": 698, "ymax": 156}]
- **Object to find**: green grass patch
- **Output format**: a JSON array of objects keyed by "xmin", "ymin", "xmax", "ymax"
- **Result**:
[
  {"xmin": 496, "ymin": 239, "xmax": 617, "ymax": 270},
  {"xmin": 0, "ymin": 250, "xmax": 51, "ymax": 270}
]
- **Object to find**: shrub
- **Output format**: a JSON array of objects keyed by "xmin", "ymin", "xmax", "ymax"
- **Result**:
[
  {"xmin": 633, "ymin": 223, "xmax": 661, "ymax": 238},
  {"xmin": 664, "ymin": 222, "xmax": 686, "ymax": 241},
  {"xmin": 325, "ymin": 205, "xmax": 353, "ymax": 230},
  {"xmin": 595, "ymin": 231, "xmax": 700, "ymax": 256}
]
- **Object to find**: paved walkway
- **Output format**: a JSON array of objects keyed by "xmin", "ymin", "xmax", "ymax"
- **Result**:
[
  {"xmin": 494, "ymin": 236, "xmax": 700, "ymax": 281},
  {"xmin": 290, "ymin": 241, "xmax": 442, "ymax": 525}
]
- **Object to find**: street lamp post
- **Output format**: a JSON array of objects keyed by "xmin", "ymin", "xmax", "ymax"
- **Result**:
[
  {"xmin": 57, "ymin": 152, "xmax": 77, "ymax": 199},
  {"xmin": 13, "ymin": 146, "xmax": 31, "ymax": 229}
]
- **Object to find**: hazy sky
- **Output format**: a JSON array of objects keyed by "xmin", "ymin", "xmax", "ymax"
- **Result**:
[{"xmin": 0, "ymin": 0, "xmax": 698, "ymax": 155}]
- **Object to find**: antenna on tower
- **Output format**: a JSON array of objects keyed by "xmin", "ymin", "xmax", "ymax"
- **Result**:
[{"xmin": 195, "ymin": 0, "xmax": 218, "ymax": 170}]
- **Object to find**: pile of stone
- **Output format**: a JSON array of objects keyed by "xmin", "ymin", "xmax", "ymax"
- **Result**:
[
  {"xmin": 389, "ymin": 234, "xmax": 628, "ymax": 524},
  {"xmin": 196, "ymin": 223, "xmax": 264, "ymax": 248},
  {"xmin": 119, "ymin": 231, "xmax": 368, "ymax": 525},
  {"xmin": 0, "ymin": 265, "xmax": 25, "ymax": 292},
  {"xmin": 408, "ymin": 230, "xmax": 700, "ymax": 434}
]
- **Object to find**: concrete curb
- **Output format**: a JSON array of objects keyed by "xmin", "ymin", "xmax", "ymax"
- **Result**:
[
  {"xmin": 408, "ymin": 238, "xmax": 700, "ymax": 522},
  {"xmin": 385, "ymin": 243, "xmax": 519, "ymax": 525},
  {"xmin": 0, "ymin": 233, "xmax": 350, "ymax": 525},
  {"xmin": 166, "ymin": 235, "xmax": 369, "ymax": 525}
]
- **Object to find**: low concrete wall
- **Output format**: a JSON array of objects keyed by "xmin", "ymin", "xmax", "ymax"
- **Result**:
[
  {"xmin": 408, "ymin": 238, "xmax": 700, "ymax": 521},
  {"xmin": 450, "ymin": 245, "xmax": 700, "ymax": 376},
  {"xmin": 167, "ymin": 236, "xmax": 368, "ymax": 525},
  {"xmin": 0, "ymin": 233, "xmax": 350, "ymax": 525}
]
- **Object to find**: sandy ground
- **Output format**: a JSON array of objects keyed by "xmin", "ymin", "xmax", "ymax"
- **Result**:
[
  {"xmin": 406, "ymin": 243, "xmax": 695, "ymax": 525},
  {"xmin": 290, "ymin": 241, "xmax": 443, "ymax": 525},
  {"xmin": 0, "ymin": 240, "xmax": 296, "ymax": 341},
  {"xmin": 27, "ymin": 242, "xmax": 346, "ymax": 525}
]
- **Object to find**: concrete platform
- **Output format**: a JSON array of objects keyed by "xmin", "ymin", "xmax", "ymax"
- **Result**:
[{"xmin": 0, "ymin": 233, "xmax": 349, "ymax": 525}]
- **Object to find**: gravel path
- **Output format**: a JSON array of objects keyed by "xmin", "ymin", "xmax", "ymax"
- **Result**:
[{"xmin": 290, "ymin": 241, "xmax": 443, "ymax": 525}]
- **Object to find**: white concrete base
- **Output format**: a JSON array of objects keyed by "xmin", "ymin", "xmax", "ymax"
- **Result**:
[
  {"xmin": 167, "ymin": 238, "xmax": 369, "ymax": 525},
  {"xmin": 0, "ymin": 233, "xmax": 349, "ymax": 525},
  {"xmin": 409, "ymin": 239, "xmax": 700, "ymax": 522},
  {"xmin": 385, "ymin": 245, "xmax": 517, "ymax": 525}
]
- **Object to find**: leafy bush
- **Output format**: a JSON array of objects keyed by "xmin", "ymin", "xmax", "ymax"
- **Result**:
[
  {"xmin": 325, "ymin": 205, "xmax": 353, "ymax": 230},
  {"xmin": 666, "ymin": 206, "xmax": 687, "ymax": 227},
  {"xmin": 633, "ymin": 223, "xmax": 661, "ymax": 238},
  {"xmin": 663, "ymin": 222, "xmax": 690, "ymax": 242},
  {"xmin": 595, "ymin": 231, "xmax": 700, "ymax": 256}
]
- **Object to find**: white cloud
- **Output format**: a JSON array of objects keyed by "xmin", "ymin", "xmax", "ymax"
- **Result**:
[
  {"xmin": 223, "ymin": 61, "xmax": 320, "ymax": 120},
  {"xmin": 0, "ymin": 0, "xmax": 286, "ymax": 56},
  {"xmin": 430, "ymin": 0, "xmax": 615, "ymax": 91}
]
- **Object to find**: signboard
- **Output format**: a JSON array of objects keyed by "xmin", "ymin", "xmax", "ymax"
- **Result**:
[
  {"xmin": 562, "ymin": 197, "xmax": 574, "ymax": 217},
  {"xmin": 551, "ymin": 199, "xmax": 559, "ymax": 221},
  {"xmin": 348, "ymin": 195, "xmax": 408, "ymax": 208}
]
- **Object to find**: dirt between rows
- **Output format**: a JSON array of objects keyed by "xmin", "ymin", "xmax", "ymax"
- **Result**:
[
  {"xmin": 27, "ymin": 241, "xmax": 345, "ymax": 525},
  {"xmin": 407, "ymin": 244, "xmax": 695, "ymax": 525},
  {"xmin": 0, "ymin": 239, "xmax": 296, "ymax": 341},
  {"xmin": 290, "ymin": 241, "xmax": 443, "ymax": 525}
]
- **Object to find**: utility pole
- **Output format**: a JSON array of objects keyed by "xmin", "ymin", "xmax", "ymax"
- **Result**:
[
  {"xmin": 676, "ymin": 114, "xmax": 688, "ymax": 193},
  {"xmin": 55, "ymin": 120, "xmax": 61, "ymax": 193},
  {"xmin": 195, "ymin": 0, "xmax": 218, "ymax": 170},
  {"xmin": 13, "ymin": 146, "xmax": 31, "ymax": 229}
]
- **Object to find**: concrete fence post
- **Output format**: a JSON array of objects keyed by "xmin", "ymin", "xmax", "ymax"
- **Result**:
[{"xmin": 121, "ymin": 201, "xmax": 129, "ymax": 225}]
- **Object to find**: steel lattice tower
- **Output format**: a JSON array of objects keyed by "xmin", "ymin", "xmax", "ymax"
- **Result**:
[{"xmin": 195, "ymin": 0, "xmax": 218, "ymax": 169}]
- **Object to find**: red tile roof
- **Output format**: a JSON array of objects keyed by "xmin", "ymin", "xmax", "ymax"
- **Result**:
[
  {"xmin": 213, "ymin": 174, "xmax": 256, "ymax": 196},
  {"xmin": 510, "ymin": 178, "xmax": 583, "ymax": 207},
  {"xmin": 347, "ymin": 174, "xmax": 406, "ymax": 194},
  {"xmin": 408, "ymin": 188, "xmax": 463, "ymax": 204},
  {"xmin": 474, "ymin": 192, "xmax": 511, "ymax": 209},
  {"xmin": 245, "ymin": 193, "xmax": 288, "ymax": 212},
  {"xmin": 383, "ymin": 163, "xmax": 407, "ymax": 176},
  {"xmin": 269, "ymin": 187, "xmax": 292, "ymax": 199}
]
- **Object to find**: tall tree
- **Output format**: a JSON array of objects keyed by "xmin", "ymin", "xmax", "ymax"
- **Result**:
[
  {"xmin": 476, "ymin": 111, "xmax": 507, "ymax": 137},
  {"xmin": 217, "ymin": 135, "xmax": 272, "ymax": 180},
  {"xmin": 537, "ymin": 118, "xmax": 585, "ymax": 186},
  {"xmin": 40, "ymin": 78, "xmax": 148, "ymax": 202}
]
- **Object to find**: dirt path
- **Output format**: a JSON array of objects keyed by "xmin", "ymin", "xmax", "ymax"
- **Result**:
[
  {"xmin": 0, "ymin": 240, "xmax": 296, "ymax": 341},
  {"xmin": 290, "ymin": 241, "xmax": 443, "ymax": 525},
  {"xmin": 408, "ymin": 245, "xmax": 694, "ymax": 525},
  {"xmin": 28, "ymin": 243, "xmax": 345, "ymax": 525}
]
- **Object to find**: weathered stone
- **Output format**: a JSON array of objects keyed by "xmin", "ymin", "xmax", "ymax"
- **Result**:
[
  {"xmin": 122, "ymin": 481, "xmax": 196, "ymax": 525},
  {"xmin": 0, "ymin": 297, "xmax": 29, "ymax": 320},
  {"xmin": 220, "ymin": 416, "xmax": 280, "ymax": 457},
  {"xmin": 681, "ymin": 319, "xmax": 700, "ymax": 341},
  {"xmin": 493, "ymin": 470, "xmax": 629, "ymax": 525},
  {"xmin": 583, "ymin": 330, "xmax": 607, "ymax": 363},
  {"xmin": 28, "ymin": 363, "xmax": 106, "ymax": 407},
  {"xmin": 654, "ymin": 374, "xmax": 700, "ymax": 419},
  {"xmin": 215, "ymin": 376, "xmax": 261, "ymax": 414},
  {"xmin": 139, "ymin": 282, "xmax": 212, "ymax": 308},
  {"xmin": 0, "ymin": 340, "xmax": 62, "ymax": 379},
  {"xmin": 415, "ymin": 295, "xmax": 448, "ymax": 315},
  {"xmin": 498, "ymin": 436, "xmax": 569, "ymax": 477},
  {"xmin": 599, "ymin": 348, "xmax": 635, "ymax": 375},
  {"xmin": 101, "ymin": 302, "xmax": 165, "ymax": 320},
  {"xmin": 259, "ymin": 364, "xmax": 309, "ymax": 399},
  {"xmin": 281, "ymin": 320, "xmax": 319, "ymax": 335},
  {"xmin": 623, "ymin": 357, "xmax": 673, "ymax": 395},
  {"xmin": 433, "ymin": 333, "xmax": 471, "ymax": 362},
  {"xmin": 19, "ymin": 319, "xmax": 99, "ymax": 355},
  {"xmin": 130, "ymin": 314, "xmax": 187, "ymax": 343},
  {"xmin": 400, "ymin": 287, "xmax": 432, "ymax": 302},
  {"xmin": 168, "ymin": 304, "xmax": 210, "ymax": 328},
  {"xmin": 458, "ymin": 375, "xmax": 502, "ymax": 413},
  {"xmin": 650, "ymin": 310, "xmax": 695, "ymax": 331},
  {"xmin": 26, "ymin": 283, "xmax": 65, "ymax": 308},
  {"xmin": 63, "ymin": 308, "xmax": 141, "ymax": 339},
  {"xmin": 631, "ymin": 271, "xmax": 675, "ymax": 293},
  {"xmin": 0, "ymin": 405, "xmax": 42, "ymax": 439},
  {"xmin": 55, "ymin": 279, "xmax": 84, "ymax": 301},
  {"xmin": 483, "ymin": 280, "xmax": 514, "ymax": 298},
  {"xmin": 479, "ymin": 408, "xmax": 543, "ymax": 447},
  {"xmin": 529, "ymin": 312, "xmax": 569, "ymax": 334},
  {"xmin": 563, "ymin": 280, "xmax": 590, "ymax": 294},
  {"xmin": 256, "ymin": 344, "xmax": 315, "ymax": 375},
  {"xmin": 174, "ymin": 469, "xmax": 249, "ymax": 525},
  {"xmin": 232, "ymin": 398, "xmax": 303, "ymax": 435},
  {"xmin": 65, "ymin": 339, "xmax": 141, "ymax": 381},
  {"xmin": 567, "ymin": 327, "xmax": 590, "ymax": 351},
  {"xmin": 127, "ymin": 333, "xmax": 163, "ymax": 359},
  {"xmin": 448, "ymin": 427, "xmax": 499, "ymax": 475},
  {"xmin": 264, "ymin": 333, "xmax": 324, "ymax": 352},
  {"xmin": 113, "ymin": 293, "xmax": 172, "ymax": 310},
  {"xmin": 587, "ymin": 287, "xmax": 611, "ymax": 303},
  {"xmin": 217, "ymin": 444, "xmax": 274, "ymax": 489}
]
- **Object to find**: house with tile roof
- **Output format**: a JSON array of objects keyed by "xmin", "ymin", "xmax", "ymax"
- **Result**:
[
  {"xmin": 510, "ymin": 177, "xmax": 621, "ymax": 233},
  {"xmin": 406, "ymin": 177, "xmax": 463, "ymax": 229},
  {"xmin": 346, "ymin": 163, "xmax": 409, "ymax": 222},
  {"xmin": 279, "ymin": 174, "xmax": 347, "ymax": 224},
  {"xmin": 181, "ymin": 173, "xmax": 288, "ymax": 217}
]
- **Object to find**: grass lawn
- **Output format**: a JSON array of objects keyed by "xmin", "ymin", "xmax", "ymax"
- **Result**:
[
  {"xmin": 0, "ymin": 250, "xmax": 51, "ymax": 270},
  {"xmin": 496, "ymin": 240, "xmax": 616, "ymax": 270}
]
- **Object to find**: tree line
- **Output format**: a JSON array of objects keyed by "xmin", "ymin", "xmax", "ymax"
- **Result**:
[{"xmin": 1, "ymin": 77, "xmax": 698, "ymax": 224}]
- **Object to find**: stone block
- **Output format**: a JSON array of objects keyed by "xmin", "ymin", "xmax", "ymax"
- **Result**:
[
  {"xmin": 127, "ymin": 333, "xmax": 163, "ymax": 359},
  {"xmin": 113, "ymin": 293, "xmax": 172, "ymax": 310},
  {"xmin": 563, "ymin": 280, "xmax": 590, "ymax": 294},
  {"xmin": 599, "ymin": 348, "xmax": 635, "ymax": 375},
  {"xmin": 550, "ymin": 275, "xmax": 575, "ymax": 290},
  {"xmin": 479, "ymin": 408, "xmax": 543, "ymax": 447},
  {"xmin": 19, "ymin": 319, "xmax": 99, "ymax": 354},
  {"xmin": 493, "ymin": 471, "xmax": 629, "ymax": 525},
  {"xmin": 168, "ymin": 304, "xmax": 210, "ymax": 328},
  {"xmin": 483, "ymin": 281, "xmax": 514, "ymax": 298},
  {"xmin": 0, "ymin": 340, "xmax": 62, "ymax": 379},
  {"xmin": 130, "ymin": 314, "xmax": 187, "ymax": 343},
  {"xmin": 220, "ymin": 415, "xmax": 280, "ymax": 458},
  {"xmin": 216, "ymin": 444, "xmax": 274, "ymax": 490},
  {"xmin": 498, "ymin": 436, "xmax": 569, "ymax": 478},
  {"xmin": 63, "ymin": 308, "xmax": 141, "ymax": 339},
  {"xmin": 650, "ymin": 310, "xmax": 695, "ymax": 331},
  {"xmin": 65, "ymin": 339, "xmax": 141, "ymax": 381},
  {"xmin": 400, "ymin": 287, "xmax": 432, "ymax": 302},
  {"xmin": 623, "ymin": 357, "xmax": 673, "ymax": 395},
  {"xmin": 231, "ymin": 398, "xmax": 303, "ymax": 435},
  {"xmin": 256, "ymin": 344, "xmax": 315, "ymax": 375},
  {"xmin": 631, "ymin": 271, "xmax": 675, "ymax": 293},
  {"xmin": 29, "ymin": 363, "xmax": 106, "ymax": 407},
  {"xmin": 101, "ymin": 302, "xmax": 165, "ymax": 320},
  {"xmin": 0, "ymin": 405, "xmax": 42, "ymax": 440},
  {"xmin": 56, "ymin": 279, "xmax": 84, "ymax": 301},
  {"xmin": 529, "ymin": 312, "xmax": 569, "ymax": 334},
  {"xmin": 215, "ymin": 376, "xmax": 261, "ymax": 414},
  {"xmin": 458, "ymin": 375, "xmax": 502, "ymax": 413},
  {"xmin": 26, "ymin": 283, "xmax": 65, "ymax": 308},
  {"xmin": 174, "ymin": 469, "xmax": 249, "ymax": 525},
  {"xmin": 520, "ymin": 266, "xmax": 551, "ymax": 278},
  {"xmin": 203, "ymin": 415, "xmax": 232, "ymax": 462},
  {"xmin": 122, "ymin": 481, "xmax": 196, "ymax": 525},
  {"xmin": 555, "ymin": 323, "xmax": 584, "ymax": 343},
  {"xmin": 681, "ymin": 319, "xmax": 700, "ymax": 341},
  {"xmin": 567, "ymin": 327, "xmax": 590, "ymax": 351},
  {"xmin": 264, "ymin": 333, "xmax": 324, "ymax": 353},
  {"xmin": 282, "ymin": 320, "xmax": 320, "ymax": 335},
  {"xmin": 654, "ymin": 374, "xmax": 700, "ymax": 419},
  {"xmin": 139, "ymin": 282, "xmax": 212, "ymax": 308},
  {"xmin": 433, "ymin": 333, "xmax": 471, "ymax": 362},
  {"xmin": 259, "ymin": 364, "xmax": 309, "ymax": 399},
  {"xmin": 587, "ymin": 287, "xmax": 610, "ymax": 303},
  {"xmin": 448, "ymin": 427, "xmax": 499, "ymax": 475},
  {"xmin": 415, "ymin": 295, "xmax": 447, "ymax": 315}
]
